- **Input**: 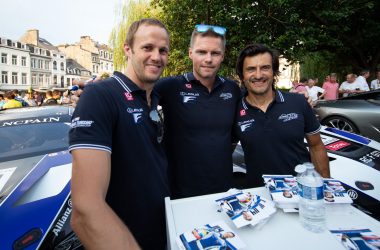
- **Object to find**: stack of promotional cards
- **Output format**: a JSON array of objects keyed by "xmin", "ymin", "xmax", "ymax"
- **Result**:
[
  {"xmin": 177, "ymin": 221, "xmax": 246, "ymax": 250},
  {"xmin": 330, "ymin": 229, "xmax": 380, "ymax": 249},
  {"xmin": 215, "ymin": 189, "xmax": 276, "ymax": 228},
  {"xmin": 262, "ymin": 175, "xmax": 299, "ymax": 211},
  {"xmin": 262, "ymin": 175, "xmax": 353, "ymax": 212}
]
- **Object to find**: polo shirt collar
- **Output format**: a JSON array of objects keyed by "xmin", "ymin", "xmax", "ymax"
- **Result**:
[
  {"xmin": 112, "ymin": 71, "xmax": 160, "ymax": 108},
  {"xmin": 183, "ymin": 72, "xmax": 226, "ymax": 89},
  {"xmin": 241, "ymin": 89, "xmax": 285, "ymax": 110},
  {"xmin": 112, "ymin": 71, "xmax": 141, "ymax": 93}
]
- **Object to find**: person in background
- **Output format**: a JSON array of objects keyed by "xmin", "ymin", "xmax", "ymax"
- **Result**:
[
  {"xmin": 13, "ymin": 89, "xmax": 29, "ymax": 106},
  {"xmin": 155, "ymin": 24, "xmax": 241, "ymax": 199},
  {"xmin": 53, "ymin": 90, "xmax": 62, "ymax": 104},
  {"xmin": 355, "ymin": 69, "xmax": 370, "ymax": 91},
  {"xmin": 2, "ymin": 91, "xmax": 22, "ymax": 109},
  {"xmin": 322, "ymin": 73, "xmax": 339, "ymax": 100},
  {"xmin": 306, "ymin": 78, "xmax": 325, "ymax": 105},
  {"xmin": 370, "ymin": 69, "xmax": 380, "ymax": 90},
  {"xmin": 234, "ymin": 43, "xmax": 330, "ymax": 188},
  {"xmin": 339, "ymin": 73, "xmax": 366, "ymax": 97},
  {"xmin": 0, "ymin": 94, "xmax": 5, "ymax": 109},
  {"xmin": 42, "ymin": 90, "xmax": 58, "ymax": 105},
  {"xmin": 290, "ymin": 78, "xmax": 308, "ymax": 94},
  {"xmin": 69, "ymin": 18, "xmax": 170, "ymax": 250},
  {"xmin": 33, "ymin": 91, "xmax": 44, "ymax": 106},
  {"xmin": 23, "ymin": 92, "xmax": 37, "ymax": 106}
]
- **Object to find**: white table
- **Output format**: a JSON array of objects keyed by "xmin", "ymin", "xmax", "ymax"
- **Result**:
[{"xmin": 165, "ymin": 187, "xmax": 380, "ymax": 249}]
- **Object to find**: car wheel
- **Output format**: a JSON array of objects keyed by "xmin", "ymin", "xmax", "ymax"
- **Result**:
[{"xmin": 322, "ymin": 116, "xmax": 359, "ymax": 134}]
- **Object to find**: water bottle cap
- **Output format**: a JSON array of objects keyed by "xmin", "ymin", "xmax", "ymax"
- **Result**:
[
  {"xmin": 295, "ymin": 164, "xmax": 306, "ymax": 173},
  {"xmin": 304, "ymin": 162, "xmax": 315, "ymax": 169}
]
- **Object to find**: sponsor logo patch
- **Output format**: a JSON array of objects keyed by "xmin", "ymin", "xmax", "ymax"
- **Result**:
[
  {"xmin": 238, "ymin": 119, "xmax": 255, "ymax": 132},
  {"xmin": 325, "ymin": 141, "xmax": 351, "ymax": 151},
  {"xmin": 70, "ymin": 117, "xmax": 94, "ymax": 128},
  {"xmin": 124, "ymin": 92, "xmax": 134, "ymax": 101},
  {"xmin": 185, "ymin": 83, "xmax": 192, "ymax": 89},
  {"xmin": 240, "ymin": 109, "xmax": 246, "ymax": 116},
  {"xmin": 180, "ymin": 91, "xmax": 199, "ymax": 103},
  {"xmin": 278, "ymin": 113, "xmax": 298, "ymax": 122},
  {"xmin": 133, "ymin": 113, "xmax": 142, "ymax": 123},
  {"xmin": 220, "ymin": 92, "xmax": 232, "ymax": 100}
]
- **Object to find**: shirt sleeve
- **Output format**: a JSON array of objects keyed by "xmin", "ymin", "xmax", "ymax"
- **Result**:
[
  {"xmin": 301, "ymin": 96, "xmax": 321, "ymax": 135},
  {"xmin": 69, "ymin": 84, "xmax": 116, "ymax": 153}
]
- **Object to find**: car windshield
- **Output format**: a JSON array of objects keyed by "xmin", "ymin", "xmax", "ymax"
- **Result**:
[{"xmin": 0, "ymin": 122, "xmax": 70, "ymax": 160}]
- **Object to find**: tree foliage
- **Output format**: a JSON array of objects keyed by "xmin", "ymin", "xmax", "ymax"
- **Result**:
[
  {"xmin": 109, "ymin": 0, "xmax": 159, "ymax": 71},
  {"xmin": 151, "ymin": 0, "xmax": 380, "ymax": 77}
]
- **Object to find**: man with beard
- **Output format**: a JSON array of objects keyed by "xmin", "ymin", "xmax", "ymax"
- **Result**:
[
  {"xmin": 69, "ymin": 18, "xmax": 170, "ymax": 249},
  {"xmin": 234, "ymin": 43, "xmax": 330, "ymax": 187}
]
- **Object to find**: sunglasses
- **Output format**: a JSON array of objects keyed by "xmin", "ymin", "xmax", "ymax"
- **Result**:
[
  {"xmin": 149, "ymin": 109, "xmax": 164, "ymax": 143},
  {"xmin": 195, "ymin": 24, "xmax": 226, "ymax": 36}
]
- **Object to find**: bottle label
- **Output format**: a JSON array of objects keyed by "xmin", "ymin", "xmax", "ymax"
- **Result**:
[{"xmin": 298, "ymin": 182, "xmax": 324, "ymax": 200}]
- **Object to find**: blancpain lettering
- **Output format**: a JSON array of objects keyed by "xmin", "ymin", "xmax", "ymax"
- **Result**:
[{"xmin": 1, "ymin": 117, "xmax": 60, "ymax": 127}]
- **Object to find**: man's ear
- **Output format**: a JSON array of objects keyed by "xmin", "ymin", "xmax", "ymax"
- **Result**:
[
  {"xmin": 124, "ymin": 43, "xmax": 132, "ymax": 59},
  {"xmin": 188, "ymin": 47, "xmax": 193, "ymax": 60}
]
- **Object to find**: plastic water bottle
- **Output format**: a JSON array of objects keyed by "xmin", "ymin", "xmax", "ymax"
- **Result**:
[{"xmin": 295, "ymin": 162, "xmax": 325, "ymax": 233}]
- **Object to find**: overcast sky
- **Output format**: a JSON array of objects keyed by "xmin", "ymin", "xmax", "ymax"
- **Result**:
[{"xmin": 0, "ymin": 0, "xmax": 123, "ymax": 46}]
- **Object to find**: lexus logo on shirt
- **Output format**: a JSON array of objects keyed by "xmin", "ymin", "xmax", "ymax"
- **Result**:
[{"xmin": 238, "ymin": 119, "xmax": 255, "ymax": 132}]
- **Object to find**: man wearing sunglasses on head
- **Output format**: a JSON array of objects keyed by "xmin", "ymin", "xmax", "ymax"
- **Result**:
[
  {"xmin": 69, "ymin": 18, "xmax": 170, "ymax": 249},
  {"xmin": 155, "ymin": 24, "xmax": 241, "ymax": 199}
]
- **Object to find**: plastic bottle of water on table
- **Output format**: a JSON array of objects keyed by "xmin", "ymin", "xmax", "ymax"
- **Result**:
[{"xmin": 295, "ymin": 162, "xmax": 325, "ymax": 233}]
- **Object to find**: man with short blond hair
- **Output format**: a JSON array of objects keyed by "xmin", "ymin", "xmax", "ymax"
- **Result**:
[{"xmin": 69, "ymin": 18, "xmax": 170, "ymax": 250}]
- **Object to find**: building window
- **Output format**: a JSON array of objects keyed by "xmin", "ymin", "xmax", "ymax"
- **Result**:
[
  {"xmin": 12, "ymin": 72, "xmax": 18, "ymax": 84},
  {"xmin": 53, "ymin": 75, "xmax": 57, "ymax": 84},
  {"xmin": 38, "ymin": 59, "xmax": 43, "ymax": 69},
  {"xmin": 53, "ymin": 61, "xmax": 57, "ymax": 70},
  {"xmin": 22, "ymin": 73, "xmax": 27, "ymax": 84},
  {"xmin": 35, "ymin": 48, "xmax": 39, "ymax": 54},
  {"xmin": 100, "ymin": 51, "xmax": 103, "ymax": 57},
  {"xmin": 12, "ymin": 55, "xmax": 17, "ymax": 65},
  {"xmin": 46, "ymin": 76, "xmax": 50, "ymax": 85},
  {"xmin": 39, "ymin": 74, "xmax": 44, "ymax": 85},
  {"xmin": 1, "ymin": 53, "xmax": 7, "ymax": 64},
  {"xmin": 21, "ymin": 57, "xmax": 27, "ymax": 66},
  {"xmin": 61, "ymin": 76, "xmax": 64, "ymax": 85},
  {"xmin": 110, "ymin": 53, "xmax": 113, "ymax": 60},
  {"xmin": 31, "ymin": 58, "xmax": 36, "ymax": 68},
  {"xmin": 45, "ymin": 61, "xmax": 49, "ymax": 70},
  {"xmin": 1, "ymin": 71, "xmax": 8, "ymax": 83},
  {"xmin": 60, "ymin": 62, "xmax": 64, "ymax": 71},
  {"xmin": 32, "ymin": 74, "xmax": 37, "ymax": 85}
]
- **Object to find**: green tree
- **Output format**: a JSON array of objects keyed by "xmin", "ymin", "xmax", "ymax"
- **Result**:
[
  {"xmin": 109, "ymin": 0, "xmax": 159, "ymax": 71},
  {"xmin": 152, "ymin": 0, "xmax": 380, "ymax": 77}
]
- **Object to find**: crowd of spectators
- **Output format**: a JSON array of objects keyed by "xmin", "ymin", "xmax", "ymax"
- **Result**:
[
  {"xmin": 0, "ymin": 74, "xmax": 110, "ymax": 110},
  {"xmin": 296, "ymin": 69, "xmax": 380, "ymax": 103}
]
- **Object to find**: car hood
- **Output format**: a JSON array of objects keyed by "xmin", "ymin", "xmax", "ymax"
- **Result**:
[{"xmin": 0, "ymin": 151, "xmax": 76, "ymax": 249}]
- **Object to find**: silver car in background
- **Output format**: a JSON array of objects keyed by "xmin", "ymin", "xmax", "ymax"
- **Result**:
[{"xmin": 314, "ymin": 90, "xmax": 380, "ymax": 141}]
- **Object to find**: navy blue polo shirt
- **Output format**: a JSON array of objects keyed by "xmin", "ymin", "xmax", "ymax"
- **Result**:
[
  {"xmin": 234, "ymin": 90, "xmax": 321, "ymax": 187},
  {"xmin": 155, "ymin": 73, "xmax": 241, "ymax": 198},
  {"xmin": 69, "ymin": 71, "xmax": 169, "ymax": 249}
]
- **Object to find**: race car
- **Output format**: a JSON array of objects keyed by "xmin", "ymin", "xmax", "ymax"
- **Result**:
[
  {"xmin": 233, "ymin": 126, "xmax": 380, "ymax": 220},
  {"xmin": 0, "ymin": 106, "xmax": 82, "ymax": 250}
]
